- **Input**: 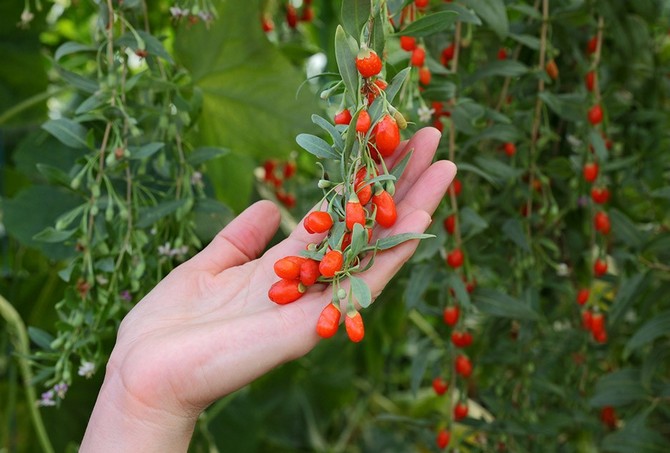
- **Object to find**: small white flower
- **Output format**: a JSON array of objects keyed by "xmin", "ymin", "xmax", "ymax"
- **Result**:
[
  {"xmin": 566, "ymin": 134, "xmax": 582, "ymax": 148},
  {"xmin": 191, "ymin": 171, "xmax": 203, "ymax": 186},
  {"xmin": 556, "ymin": 263, "xmax": 570, "ymax": 277},
  {"xmin": 417, "ymin": 106, "xmax": 435, "ymax": 123},
  {"xmin": 53, "ymin": 383, "xmax": 69, "ymax": 399},
  {"xmin": 169, "ymin": 6, "xmax": 188, "ymax": 18},
  {"xmin": 78, "ymin": 361, "xmax": 96, "ymax": 378},
  {"xmin": 158, "ymin": 242, "xmax": 172, "ymax": 256},
  {"xmin": 37, "ymin": 390, "xmax": 56, "ymax": 407}
]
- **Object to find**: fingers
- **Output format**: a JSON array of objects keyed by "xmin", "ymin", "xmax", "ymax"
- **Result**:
[
  {"xmin": 388, "ymin": 127, "xmax": 443, "ymax": 201},
  {"xmin": 186, "ymin": 200, "xmax": 281, "ymax": 274}
]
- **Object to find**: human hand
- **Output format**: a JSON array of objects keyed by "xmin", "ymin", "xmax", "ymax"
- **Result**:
[{"xmin": 80, "ymin": 127, "xmax": 456, "ymax": 452}]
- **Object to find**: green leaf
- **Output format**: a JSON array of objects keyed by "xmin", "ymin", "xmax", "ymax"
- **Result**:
[
  {"xmin": 32, "ymin": 227, "xmax": 76, "ymax": 243},
  {"xmin": 589, "ymin": 130, "xmax": 609, "ymax": 162},
  {"xmin": 589, "ymin": 368, "xmax": 647, "ymax": 407},
  {"xmin": 373, "ymin": 233, "xmax": 434, "ymax": 251},
  {"xmin": 460, "ymin": 207, "xmax": 489, "ymax": 237},
  {"xmin": 395, "ymin": 11, "xmax": 458, "ymax": 37},
  {"xmin": 55, "ymin": 66, "xmax": 99, "ymax": 94},
  {"xmin": 404, "ymin": 264, "xmax": 436, "ymax": 309},
  {"xmin": 42, "ymin": 118, "xmax": 88, "ymax": 149},
  {"xmin": 610, "ymin": 209, "xmax": 645, "ymax": 251},
  {"xmin": 136, "ymin": 199, "xmax": 188, "ymax": 228},
  {"xmin": 609, "ymin": 273, "xmax": 647, "ymax": 324},
  {"xmin": 28, "ymin": 327, "xmax": 55, "ymax": 351},
  {"xmin": 650, "ymin": 187, "xmax": 670, "ymax": 199},
  {"xmin": 187, "ymin": 147, "xmax": 230, "ymax": 165},
  {"xmin": 390, "ymin": 149, "xmax": 413, "ymax": 181},
  {"xmin": 509, "ymin": 33, "xmax": 541, "ymax": 50},
  {"xmin": 463, "ymin": 0, "xmax": 508, "ymax": 39},
  {"xmin": 370, "ymin": 5, "xmax": 386, "ymax": 57},
  {"xmin": 473, "ymin": 156, "xmax": 523, "ymax": 182},
  {"xmin": 36, "ymin": 163, "xmax": 71, "ymax": 187},
  {"xmin": 341, "ymin": 0, "xmax": 371, "ymax": 42},
  {"xmin": 54, "ymin": 41, "xmax": 96, "ymax": 61},
  {"xmin": 502, "ymin": 218, "xmax": 530, "ymax": 251},
  {"xmin": 624, "ymin": 310, "xmax": 670, "ymax": 356},
  {"xmin": 128, "ymin": 142, "xmax": 165, "ymax": 160},
  {"xmin": 462, "ymin": 124, "xmax": 520, "ymax": 151},
  {"xmin": 116, "ymin": 30, "xmax": 174, "ymax": 64},
  {"xmin": 350, "ymin": 276, "xmax": 372, "ymax": 308},
  {"xmin": 349, "ymin": 223, "xmax": 368, "ymax": 258},
  {"xmin": 384, "ymin": 67, "xmax": 411, "ymax": 104},
  {"xmin": 473, "ymin": 288, "xmax": 540, "ymax": 320},
  {"xmin": 335, "ymin": 25, "xmax": 360, "ymax": 106},
  {"xmin": 539, "ymin": 92, "xmax": 586, "ymax": 122},
  {"xmin": 448, "ymin": 272, "xmax": 471, "ymax": 307},
  {"xmin": 296, "ymin": 134, "xmax": 340, "ymax": 160},
  {"xmin": 467, "ymin": 60, "xmax": 528, "ymax": 83},
  {"xmin": 456, "ymin": 162, "xmax": 497, "ymax": 186},
  {"xmin": 440, "ymin": 3, "xmax": 482, "ymax": 25},
  {"xmin": 311, "ymin": 114, "xmax": 345, "ymax": 151}
]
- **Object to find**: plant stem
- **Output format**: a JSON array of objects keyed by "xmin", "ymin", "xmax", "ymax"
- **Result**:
[
  {"xmin": 0, "ymin": 87, "xmax": 67, "ymax": 125},
  {"xmin": 0, "ymin": 294, "xmax": 55, "ymax": 453}
]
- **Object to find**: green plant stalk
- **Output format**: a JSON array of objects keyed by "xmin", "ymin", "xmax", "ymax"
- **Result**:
[
  {"xmin": 0, "ymin": 87, "xmax": 67, "ymax": 125},
  {"xmin": 0, "ymin": 294, "xmax": 55, "ymax": 453}
]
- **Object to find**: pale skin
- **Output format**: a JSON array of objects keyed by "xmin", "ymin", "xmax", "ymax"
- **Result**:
[{"xmin": 80, "ymin": 128, "xmax": 456, "ymax": 452}]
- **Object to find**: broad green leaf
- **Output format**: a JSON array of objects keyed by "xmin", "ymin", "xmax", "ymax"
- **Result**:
[
  {"xmin": 373, "ymin": 233, "xmax": 434, "ymax": 251},
  {"xmin": 128, "ymin": 142, "xmax": 165, "ymax": 160},
  {"xmin": 384, "ymin": 67, "xmax": 411, "ymax": 104},
  {"xmin": 395, "ymin": 11, "xmax": 458, "ymax": 37},
  {"xmin": 33, "ymin": 227, "xmax": 76, "ymax": 243},
  {"xmin": 589, "ymin": 130, "xmax": 609, "ymax": 162},
  {"xmin": 610, "ymin": 209, "xmax": 645, "ymax": 251},
  {"xmin": 463, "ymin": 0, "xmax": 508, "ymax": 39},
  {"xmin": 467, "ymin": 61, "xmax": 528, "ymax": 84},
  {"xmin": 502, "ymin": 218, "xmax": 530, "ymax": 251},
  {"xmin": 42, "ymin": 118, "xmax": 88, "ymax": 149},
  {"xmin": 624, "ymin": 310, "xmax": 670, "ymax": 356},
  {"xmin": 136, "ymin": 199, "xmax": 188, "ymax": 228},
  {"xmin": 341, "ymin": 0, "xmax": 371, "ymax": 42},
  {"xmin": 296, "ymin": 134, "xmax": 340, "ymax": 159},
  {"xmin": 473, "ymin": 288, "xmax": 540, "ymax": 320},
  {"xmin": 174, "ymin": 1, "xmax": 320, "ymax": 160},
  {"xmin": 609, "ymin": 273, "xmax": 647, "ymax": 324},
  {"xmin": 404, "ymin": 264, "xmax": 436, "ymax": 309},
  {"xmin": 350, "ymin": 275, "xmax": 371, "ymax": 308},
  {"xmin": 589, "ymin": 368, "xmax": 647, "ymax": 407},
  {"xmin": 54, "ymin": 41, "xmax": 96, "ymax": 61},
  {"xmin": 312, "ymin": 114, "xmax": 344, "ymax": 151},
  {"xmin": 509, "ymin": 33, "xmax": 541, "ymax": 50},
  {"xmin": 539, "ymin": 92, "xmax": 586, "ymax": 122},
  {"xmin": 335, "ymin": 25, "xmax": 360, "ymax": 106},
  {"xmin": 187, "ymin": 147, "xmax": 230, "ymax": 165},
  {"xmin": 440, "ymin": 3, "xmax": 482, "ymax": 25}
]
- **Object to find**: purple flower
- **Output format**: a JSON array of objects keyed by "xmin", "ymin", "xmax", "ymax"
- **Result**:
[
  {"xmin": 120, "ymin": 290, "xmax": 132, "ymax": 302},
  {"xmin": 37, "ymin": 390, "xmax": 56, "ymax": 407},
  {"xmin": 54, "ymin": 383, "xmax": 69, "ymax": 399}
]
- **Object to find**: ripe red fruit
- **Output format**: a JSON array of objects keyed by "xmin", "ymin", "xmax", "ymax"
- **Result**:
[
  {"xmin": 582, "ymin": 162, "xmax": 599, "ymax": 183},
  {"xmin": 273, "ymin": 256, "xmax": 305, "ymax": 280},
  {"xmin": 261, "ymin": 16, "xmax": 274, "ymax": 32},
  {"xmin": 432, "ymin": 377, "xmax": 448, "ymax": 395},
  {"xmin": 334, "ymin": 109, "xmax": 352, "ymax": 125},
  {"xmin": 588, "ymin": 104, "xmax": 603, "ymax": 125},
  {"xmin": 593, "ymin": 258, "xmax": 608, "ymax": 277},
  {"xmin": 600, "ymin": 406, "xmax": 618, "ymax": 429},
  {"xmin": 446, "ymin": 249, "xmax": 464, "ymax": 269},
  {"xmin": 286, "ymin": 4, "xmax": 298, "ymax": 28},
  {"xmin": 365, "ymin": 78, "xmax": 388, "ymax": 104},
  {"xmin": 593, "ymin": 328, "xmax": 608, "ymax": 344},
  {"xmin": 503, "ymin": 142, "xmax": 516, "ymax": 157},
  {"xmin": 590, "ymin": 186, "xmax": 610, "ymax": 204},
  {"xmin": 356, "ymin": 109, "xmax": 372, "ymax": 133},
  {"xmin": 449, "ymin": 178, "xmax": 462, "ymax": 196},
  {"xmin": 545, "ymin": 59, "xmax": 559, "ymax": 80},
  {"xmin": 455, "ymin": 354, "xmax": 472, "ymax": 378},
  {"xmin": 374, "ymin": 114, "xmax": 400, "ymax": 157},
  {"xmin": 582, "ymin": 310, "xmax": 593, "ymax": 330},
  {"xmin": 400, "ymin": 35, "xmax": 417, "ymax": 52},
  {"xmin": 576, "ymin": 288, "xmax": 590, "ymax": 306},
  {"xmin": 591, "ymin": 312, "xmax": 605, "ymax": 335},
  {"xmin": 585, "ymin": 71, "xmax": 596, "ymax": 92},
  {"xmin": 301, "ymin": 6, "xmax": 314, "ymax": 22},
  {"xmin": 443, "ymin": 214, "xmax": 456, "ymax": 234},
  {"xmin": 436, "ymin": 429, "xmax": 451, "ymax": 449},
  {"xmin": 304, "ymin": 211, "xmax": 333, "ymax": 234},
  {"xmin": 419, "ymin": 66, "xmax": 431, "ymax": 85},
  {"xmin": 345, "ymin": 311, "xmax": 365, "ymax": 342},
  {"xmin": 319, "ymin": 250, "xmax": 344, "ymax": 277},
  {"xmin": 300, "ymin": 259, "xmax": 321, "ymax": 286},
  {"xmin": 594, "ymin": 211, "xmax": 611, "ymax": 235},
  {"xmin": 454, "ymin": 402, "xmax": 469, "ymax": 421},
  {"xmin": 443, "ymin": 305, "xmax": 460, "ymax": 326},
  {"xmin": 441, "ymin": 44, "xmax": 455, "ymax": 65},
  {"xmin": 355, "ymin": 167, "xmax": 373, "ymax": 205},
  {"xmin": 316, "ymin": 303, "xmax": 341, "ymax": 338},
  {"xmin": 497, "ymin": 48, "xmax": 507, "ymax": 60},
  {"xmin": 268, "ymin": 279, "xmax": 305, "ymax": 304},
  {"xmin": 372, "ymin": 190, "xmax": 397, "ymax": 228},
  {"xmin": 356, "ymin": 48, "xmax": 383, "ymax": 78},
  {"xmin": 277, "ymin": 191, "xmax": 296, "ymax": 208},
  {"xmin": 283, "ymin": 162, "xmax": 297, "ymax": 179},
  {"xmin": 586, "ymin": 36, "xmax": 598, "ymax": 55},
  {"xmin": 345, "ymin": 197, "xmax": 366, "ymax": 230},
  {"xmin": 410, "ymin": 46, "xmax": 426, "ymax": 67},
  {"xmin": 415, "ymin": 0, "xmax": 429, "ymax": 9}
]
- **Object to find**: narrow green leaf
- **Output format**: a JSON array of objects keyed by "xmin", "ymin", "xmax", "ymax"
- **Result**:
[
  {"xmin": 136, "ymin": 199, "xmax": 188, "ymax": 228},
  {"xmin": 460, "ymin": 207, "xmax": 489, "ymax": 237},
  {"xmin": 473, "ymin": 288, "xmax": 539, "ymax": 320},
  {"xmin": 42, "ymin": 118, "xmax": 88, "ymax": 149},
  {"xmin": 502, "ymin": 218, "xmax": 530, "ymax": 251},
  {"xmin": 456, "ymin": 162, "xmax": 497, "ymax": 186},
  {"xmin": 650, "ymin": 187, "xmax": 670, "ymax": 199},
  {"xmin": 117, "ymin": 30, "xmax": 174, "ymax": 64},
  {"xmin": 350, "ymin": 276, "xmax": 372, "ymax": 308},
  {"xmin": 33, "ymin": 227, "xmax": 76, "ymax": 243},
  {"xmin": 440, "ymin": 4, "xmax": 482, "ymax": 25},
  {"xmin": 624, "ymin": 310, "xmax": 670, "ymax": 356},
  {"xmin": 350, "ymin": 223, "xmax": 368, "ymax": 257},
  {"xmin": 609, "ymin": 273, "xmax": 647, "ymax": 325},
  {"xmin": 463, "ymin": 0, "xmax": 508, "ymax": 39},
  {"xmin": 539, "ymin": 92, "xmax": 586, "ymax": 122},
  {"xmin": 312, "ymin": 114, "xmax": 344, "ymax": 151},
  {"xmin": 589, "ymin": 130, "xmax": 609, "ymax": 162},
  {"xmin": 404, "ymin": 264, "xmax": 436, "ymax": 309},
  {"xmin": 55, "ymin": 66, "xmax": 99, "ymax": 94},
  {"xmin": 447, "ymin": 272, "xmax": 471, "ymax": 307},
  {"xmin": 28, "ymin": 327, "xmax": 55, "ymax": 351},
  {"xmin": 390, "ymin": 149, "xmax": 413, "ymax": 181},
  {"xmin": 395, "ymin": 11, "xmax": 458, "ymax": 37},
  {"xmin": 296, "ymin": 133, "xmax": 340, "ymax": 160},
  {"xmin": 335, "ymin": 25, "xmax": 359, "ymax": 106},
  {"xmin": 327, "ymin": 221, "xmax": 347, "ymax": 251},
  {"xmin": 36, "ymin": 164, "xmax": 71, "ymax": 187},
  {"xmin": 509, "ymin": 33, "xmax": 541, "ymax": 50},
  {"xmin": 128, "ymin": 142, "xmax": 165, "ymax": 160},
  {"xmin": 75, "ymin": 92, "xmax": 107, "ymax": 115},
  {"xmin": 370, "ymin": 5, "xmax": 386, "ymax": 56},
  {"xmin": 54, "ymin": 41, "xmax": 97, "ymax": 61},
  {"xmin": 373, "ymin": 233, "xmax": 434, "ymax": 251},
  {"xmin": 473, "ymin": 156, "xmax": 523, "ymax": 181},
  {"xmin": 341, "ymin": 0, "xmax": 371, "ymax": 42},
  {"xmin": 421, "ymin": 81, "xmax": 457, "ymax": 102},
  {"xmin": 384, "ymin": 67, "xmax": 411, "ymax": 104},
  {"xmin": 589, "ymin": 368, "xmax": 647, "ymax": 407},
  {"xmin": 468, "ymin": 61, "xmax": 528, "ymax": 84},
  {"xmin": 610, "ymin": 209, "xmax": 645, "ymax": 251},
  {"xmin": 187, "ymin": 147, "xmax": 230, "ymax": 165}
]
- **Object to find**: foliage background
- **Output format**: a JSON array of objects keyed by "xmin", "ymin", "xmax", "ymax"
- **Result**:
[{"xmin": 2, "ymin": 0, "xmax": 670, "ymax": 452}]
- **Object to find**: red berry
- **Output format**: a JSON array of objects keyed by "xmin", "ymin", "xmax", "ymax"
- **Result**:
[
  {"xmin": 286, "ymin": 4, "xmax": 298, "ymax": 28},
  {"xmin": 355, "ymin": 167, "xmax": 374, "ymax": 205},
  {"xmin": 432, "ymin": 376, "xmax": 448, "ymax": 395},
  {"xmin": 443, "ymin": 305, "xmax": 460, "ymax": 326},
  {"xmin": 301, "ymin": 6, "xmax": 314, "ymax": 22},
  {"xmin": 261, "ymin": 16, "xmax": 274, "ymax": 32},
  {"xmin": 447, "ymin": 249, "xmax": 464, "ymax": 269},
  {"xmin": 590, "ymin": 186, "xmax": 610, "ymax": 204},
  {"xmin": 355, "ymin": 110, "xmax": 372, "ymax": 133},
  {"xmin": 587, "ymin": 36, "xmax": 598, "ymax": 55},
  {"xmin": 410, "ymin": 46, "xmax": 426, "ymax": 67},
  {"xmin": 345, "ymin": 311, "xmax": 365, "ymax": 342},
  {"xmin": 316, "ymin": 303, "xmax": 341, "ymax": 338},
  {"xmin": 588, "ymin": 104, "xmax": 603, "ymax": 125},
  {"xmin": 443, "ymin": 214, "xmax": 456, "ymax": 234},
  {"xmin": 591, "ymin": 312, "xmax": 605, "ymax": 335},
  {"xmin": 449, "ymin": 178, "xmax": 462, "ymax": 196},
  {"xmin": 594, "ymin": 328, "xmax": 608, "ymax": 344},
  {"xmin": 319, "ymin": 250, "xmax": 343, "ymax": 278},
  {"xmin": 455, "ymin": 354, "xmax": 472, "ymax": 378},
  {"xmin": 600, "ymin": 406, "xmax": 617, "ymax": 429},
  {"xmin": 273, "ymin": 256, "xmax": 305, "ymax": 280},
  {"xmin": 497, "ymin": 48, "xmax": 507, "ymax": 60},
  {"xmin": 545, "ymin": 59, "xmax": 559, "ymax": 80},
  {"xmin": 503, "ymin": 142, "xmax": 516, "ymax": 157},
  {"xmin": 268, "ymin": 279, "xmax": 305, "ymax": 304},
  {"xmin": 436, "ymin": 429, "xmax": 451, "ymax": 449},
  {"xmin": 576, "ymin": 288, "xmax": 590, "ymax": 306},
  {"xmin": 304, "ymin": 211, "xmax": 333, "ymax": 234},
  {"xmin": 334, "ymin": 109, "xmax": 352, "ymax": 125},
  {"xmin": 454, "ymin": 402, "xmax": 469, "ymax": 420},
  {"xmin": 582, "ymin": 310, "xmax": 593, "ymax": 330},
  {"xmin": 415, "ymin": 0, "xmax": 429, "ymax": 9},
  {"xmin": 356, "ymin": 48, "xmax": 383, "ymax": 78},
  {"xmin": 400, "ymin": 36, "xmax": 416, "ymax": 51},
  {"xmin": 300, "ymin": 259, "xmax": 321, "ymax": 286},
  {"xmin": 441, "ymin": 44, "xmax": 455, "ymax": 65},
  {"xmin": 372, "ymin": 190, "xmax": 397, "ymax": 228},
  {"xmin": 373, "ymin": 114, "xmax": 400, "ymax": 157},
  {"xmin": 277, "ymin": 191, "xmax": 296, "ymax": 208},
  {"xmin": 365, "ymin": 78, "xmax": 388, "ymax": 104},
  {"xmin": 593, "ymin": 258, "xmax": 608, "ymax": 277},
  {"xmin": 582, "ymin": 162, "xmax": 599, "ymax": 183},
  {"xmin": 594, "ymin": 211, "xmax": 611, "ymax": 235},
  {"xmin": 345, "ymin": 197, "xmax": 366, "ymax": 231},
  {"xmin": 585, "ymin": 70, "xmax": 596, "ymax": 92},
  {"xmin": 419, "ymin": 66, "xmax": 431, "ymax": 85}
]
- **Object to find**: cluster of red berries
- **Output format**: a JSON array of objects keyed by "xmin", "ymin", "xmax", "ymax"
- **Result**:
[
  {"xmin": 261, "ymin": 159, "xmax": 298, "ymax": 209},
  {"xmin": 261, "ymin": 0, "xmax": 314, "ymax": 33},
  {"xmin": 268, "ymin": 42, "xmax": 406, "ymax": 343}
]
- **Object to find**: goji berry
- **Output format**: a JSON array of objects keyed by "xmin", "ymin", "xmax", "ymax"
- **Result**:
[
  {"xmin": 455, "ymin": 354, "xmax": 472, "ymax": 378},
  {"xmin": 590, "ymin": 186, "xmax": 610, "ymax": 204},
  {"xmin": 300, "ymin": 259, "xmax": 321, "ymax": 286},
  {"xmin": 585, "ymin": 70, "xmax": 596, "ymax": 92},
  {"xmin": 436, "ymin": 429, "xmax": 451, "ymax": 449},
  {"xmin": 594, "ymin": 258, "xmax": 608, "ymax": 277},
  {"xmin": 273, "ymin": 256, "xmax": 305, "ymax": 280},
  {"xmin": 454, "ymin": 402, "xmax": 469, "ymax": 420},
  {"xmin": 346, "ymin": 196, "xmax": 366, "ymax": 231},
  {"xmin": 301, "ymin": 6, "xmax": 314, "ymax": 22},
  {"xmin": 600, "ymin": 406, "xmax": 617, "ymax": 429},
  {"xmin": 497, "ymin": 48, "xmax": 507, "ymax": 60},
  {"xmin": 268, "ymin": 279, "xmax": 305, "ymax": 304},
  {"xmin": 400, "ymin": 36, "xmax": 416, "ymax": 52},
  {"xmin": 582, "ymin": 310, "xmax": 593, "ymax": 330},
  {"xmin": 443, "ymin": 305, "xmax": 460, "ymax": 326},
  {"xmin": 373, "ymin": 114, "xmax": 400, "ymax": 157},
  {"xmin": 304, "ymin": 211, "xmax": 333, "ymax": 234},
  {"xmin": 586, "ymin": 36, "xmax": 598, "ymax": 55},
  {"xmin": 443, "ymin": 214, "xmax": 456, "ymax": 234},
  {"xmin": 588, "ymin": 104, "xmax": 603, "ymax": 125},
  {"xmin": 449, "ymin": 178, "xmax": 462, "ymax": 196},
  {"xmin": 286, "ymin": 4, "xmax": 298, "ymax": 28},
  {"xmin": 334, "ymin": 109, "xmax": 352, "ymax": 125},
  {"xmin": 418, "ymin": 66, "xmax": 431, "ymax": 85},
  {"xmin": 432, "ymin": 376, "xmax": 448, "ymax": 395},
  {"xmin": 356, "ymin": 48, "xmax": 383, "ymax": 78},
  {"xmin": 415, "ymin": 0, "xmax": 429, "ymax": 9},
  {"xmin": 441, "ymin": 44, "xmax": 455, "ymax": 65},
  {"xmin": 319, "ymin": 249, "xmax": 343, "ymax": 277},
  {"xmin": 372, "ymin": 190, "xmax": 397, "ymax": 228},
  {"xmin": 583, "ymin": 162, "xmax": 599, "ymax": 183},
  {"xmin": 345, "ymin": 310, "xmax": 365, "ymax": 342},
  {"xmin": 316, "ymin": 303, "xmax": 341, "ymax": 338},
  {"xmin": 503, "ymin": 142, "xmax": 516, "ymax": 157},
  {"xmin": 355, "ymin": 167, "xmax": 373, "ymax": 205},
  {"xmin": 446, "ymin": 248, "xmax": 464, "ymax": 269},
  {"xmin": 576, "ymin": 288, "xmax": 590, "ymax": 306},
  {"xmin": 594, "ymin": 211, "xmax": 611, "ymax": 234},
  {"xmin": 410, "ymin": 46, "xmax": 426, "ymax": 67},
  {"xmin": 356, "ymin": 109, "xmax": 372, "ymax": 133},
  {"xmin": 545, "ymin": 59, "xmax": 559, "ymax": 80}
]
